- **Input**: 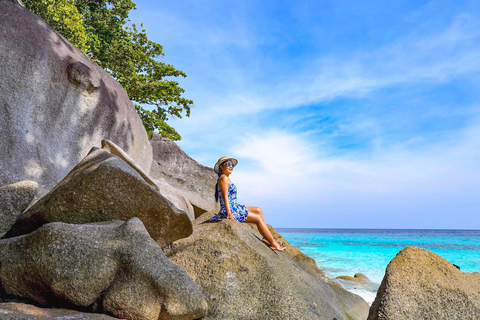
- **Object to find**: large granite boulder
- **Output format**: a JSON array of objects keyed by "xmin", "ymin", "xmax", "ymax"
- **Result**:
[
  {"xmin": 0, "ymin": 302, "xmax": 118, "ymax": 319},
  {"xmin": 0, "ymin": 2, "xmax": 152, "ymax": 201},
  {"xmin": 164, "ymin": 212, "xmax": 369, "ymax": 320},
  {"xmin": 149, "ymin": 134, "xmax": 218, "ymax": 219},
  {"xmin": 0, "ymin": 180, "xmax": 38, "ymax": 238},
  {"xmin": 0, "ymin": 218, "xmax": 208, "ymax": 320},
  {"xmin": 368, "ymin": 246, "xmax": 480, "ymax": 320},
  {"xmin": 9, "ymin": 148, "xmax": 192, "ymax": 246}
]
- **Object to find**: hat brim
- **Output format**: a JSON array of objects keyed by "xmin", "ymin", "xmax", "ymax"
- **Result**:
[{"xmin": 214, "ymin": 157, "xmax": 238, "ymax": 173}]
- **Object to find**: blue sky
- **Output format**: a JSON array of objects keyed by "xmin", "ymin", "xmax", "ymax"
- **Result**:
[{"xmin": 130, "ymin": 0, "xmax": 480, "ymax": 229}]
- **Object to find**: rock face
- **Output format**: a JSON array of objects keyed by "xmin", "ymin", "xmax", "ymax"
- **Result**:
[
  {"xmin": 0, "ymin": 180, "xmax": 38, "ymax": 238},
  {"xmin": 0, "ymin": 2, "xmax": 152, "ymax": 201},
  {"xmin": 10, "ymin": 148, "xmax": 192, "ymax": 246},
  {"xmin": 165, "ymin": 212, "xmax": 370, "ymax": 320},
  {"xmin": 0, "ymin": 218, "xmax": 208, "ymax": 320},
  {"xmin": 101, "ymin": 139, "xmax": 160, "ymax": 192},
  {"xmin": 368, "ymin": 246, "xmax": 480, "ymax": 320},
  {"xmin": 149, "ymin": 134, "xmax": 218, "ymax": 219},
  {"xmin": 0, "ymin": 302, "xmax": 118, "ymax": 319}
]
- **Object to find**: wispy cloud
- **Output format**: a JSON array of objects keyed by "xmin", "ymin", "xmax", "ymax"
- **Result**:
[{"xmin": 166, "ymin": 9, "xmax": 480, "ymax": 151}]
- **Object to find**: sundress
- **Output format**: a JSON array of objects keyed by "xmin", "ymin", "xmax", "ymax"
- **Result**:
[{"xmin": 210, "ymin": 181, "xmax": 249, "ymax": 222}]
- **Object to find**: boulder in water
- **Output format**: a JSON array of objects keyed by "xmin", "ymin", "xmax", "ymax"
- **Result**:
[
  {"xmin": 337, "ymin": 273, "xmax": 371, "ymax": 284},
  {"xmin": 368, "ymin": 246, "xmax": 480, "ymax": 320}
]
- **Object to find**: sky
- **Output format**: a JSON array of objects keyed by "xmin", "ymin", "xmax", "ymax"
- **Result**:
[{"xmin": 130, "ymin": 0, "xmax": 480, "ymax": 229}]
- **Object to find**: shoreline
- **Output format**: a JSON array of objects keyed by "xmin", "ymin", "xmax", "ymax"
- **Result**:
[{"xmin": 278, "ymin": 227, "xmax": 480, "ymax": 305}]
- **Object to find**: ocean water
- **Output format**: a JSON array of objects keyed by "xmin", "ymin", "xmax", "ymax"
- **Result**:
[{"xmin": 277, "ymin": 228, "xmax": 480, "ymax": 304}]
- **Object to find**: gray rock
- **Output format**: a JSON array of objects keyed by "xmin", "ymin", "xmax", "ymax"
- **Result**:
[
  {"xmin": 0, "ymin": 0, "xmax": 23, "ymax": 6},
  {"xmin": 10, "ymin": 148, "xmax": 192, "ymax": 246},
  {"xmin": 0, "ymin": 180, "xmax": 38, "ymax": 238},
  {"xmin": 0, "ymin": 302, "xmax": 117, "ymax": 319},
  {"xmin": 368, "ymin": 246, "xmax": 480, "ymax": 320},
  {"xmin": 101, "ymin": 138, "xmax": 160, "ymax": 192},
  {"xmin": 164, "ymin": 212, "xmax": 369, "ymax": 320},
  {"xmin": 149, "ymin": 134, "xmax": 218, "ymax": 219},
  {"xmin": 154, "ymin": 178, "xmax": 196, "ymax": 220},
  {"xmin": 0, "ymin": 218, "xmax": 208, "ymax": 320},
  {"xmin": 100, "ymin": 139, "xmax": 200, "ymax": 228},
  {"xmin": 0, "ymin": 2, "xmax": 152, "ymax": 202}
]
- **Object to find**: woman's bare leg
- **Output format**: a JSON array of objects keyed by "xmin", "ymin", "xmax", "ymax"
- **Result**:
[
  {"xmin": 244, "ymin": 210, "xmax": 285, "ymax": 251},
  {"xmin": 246, "ymin": 206, "xmax": 269, "ymax": 243},
  {"xmin": 247, "ymin": 206, "xmax": 266, "ymax": 224}
]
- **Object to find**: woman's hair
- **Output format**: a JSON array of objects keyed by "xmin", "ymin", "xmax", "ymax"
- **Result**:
[{"xmin": 214, "ymin": 160, "xmax": 228, "ymax": 202}]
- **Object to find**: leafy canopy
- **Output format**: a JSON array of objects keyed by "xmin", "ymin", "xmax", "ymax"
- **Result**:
[
  {"xmin": 24, "ymin": 0, "xmax": 192, "ymax": 140},
  {"xmin": 23, "ymin": 0, "xmax": 89, "ymax": 52}
]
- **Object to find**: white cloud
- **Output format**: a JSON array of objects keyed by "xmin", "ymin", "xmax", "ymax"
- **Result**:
[{"xmin": 226, "ymin": 116, "xmax": 480, "ymax": 227}]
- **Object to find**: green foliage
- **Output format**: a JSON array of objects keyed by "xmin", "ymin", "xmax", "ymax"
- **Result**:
[
  {"xmin": 135, "ymin": 105, "xmax": 181, "ymax": 141},
  {"xmin": 25, "ymin": 0, "xmax": 192, "ymax": 141},
  {"xmin": 24, "ymin": 0, "xmax": 89, "ymax": 52}
]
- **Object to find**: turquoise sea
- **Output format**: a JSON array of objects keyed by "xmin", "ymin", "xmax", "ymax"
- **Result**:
[{"xmin": 277, "ymin": 228, "xmax": 480, "ymax": 304}]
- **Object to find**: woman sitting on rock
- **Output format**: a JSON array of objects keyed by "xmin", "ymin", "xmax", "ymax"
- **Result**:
[{"xmin": 211, "ymin": 156, "xmax": 286, "ymax": 251}]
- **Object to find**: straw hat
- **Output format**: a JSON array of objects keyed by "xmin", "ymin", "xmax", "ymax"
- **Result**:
[{"xmin": 214, "ymin": 156, "xmax": 238, "ymax": 174}]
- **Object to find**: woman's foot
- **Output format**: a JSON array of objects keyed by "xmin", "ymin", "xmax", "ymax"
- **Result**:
[{"xmin": 269, "ymin": 242, "xmax": 286, "ymax": 251}]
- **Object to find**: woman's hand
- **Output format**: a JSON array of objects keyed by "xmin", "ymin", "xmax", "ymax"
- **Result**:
[{"xmin": 227, "ymin": 213, "xmax": 235, "ymax": 220}]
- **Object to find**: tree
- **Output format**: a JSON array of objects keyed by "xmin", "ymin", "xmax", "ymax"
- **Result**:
[
  {"xmin": 24, "ymin": 0, "xmax": 192, "ymax": 140},
  {"xmin": 23, "ymin": 0, "xmax": 89, "ymax": 52}
]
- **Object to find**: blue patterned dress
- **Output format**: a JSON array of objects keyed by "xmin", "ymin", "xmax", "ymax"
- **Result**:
[{"xmin": 211, "ymin": 181, "xmax": 249, "ymax": 222}]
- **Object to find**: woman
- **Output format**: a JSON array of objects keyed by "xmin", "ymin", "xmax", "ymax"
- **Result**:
[{"xmin": 212, "ymin": 156, "xmax": 286, "ymax": 251}]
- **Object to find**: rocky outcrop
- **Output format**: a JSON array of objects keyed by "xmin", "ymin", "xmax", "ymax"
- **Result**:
[
  {"xmin": 149, "ymin": 134, "xmax": 218, "ymax": 219},
  {"xmin": 0, "ymin": 303, "xmax": 118, "ymax": 319},
  {"xmin": 0, "ymin": 218, "xmax": 208, "ymax": 320},
  {"xmin": 165, "ymin": 212, "xmax": 370, "ymax": 320},
  {"xmin": 10, "ymin": 148, "xmax": 192, "ymax": 246},
  {"xmin": 0, "ymin": 180, "xmax": 38, "ymax": 238},
  {"xmin": 368, "ymin": 246, "xmax": 480, "ymax": 320},
  {"xmin": 0, "ymin": 2, "xmax": 152, "ymax": 201},
  {"xmin": 101, "ymin": 139, "xmax": 160, "ymax": 192},
  {"xmin": 337, "ymin": 273, "xmax": 371, "ymax": 284}
]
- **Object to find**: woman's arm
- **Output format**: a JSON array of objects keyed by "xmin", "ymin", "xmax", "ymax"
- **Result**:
[{"xmin": 219, "ymin": 175, "xmax": 235, "ymax": 220}]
